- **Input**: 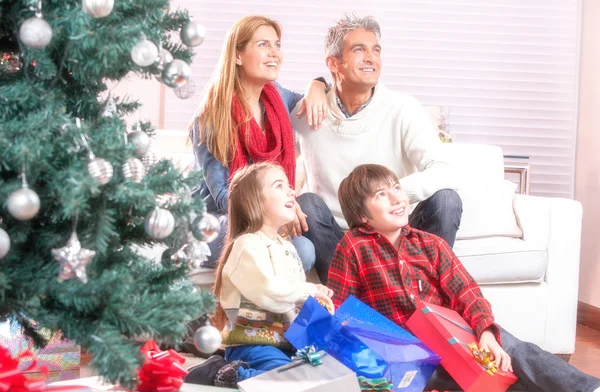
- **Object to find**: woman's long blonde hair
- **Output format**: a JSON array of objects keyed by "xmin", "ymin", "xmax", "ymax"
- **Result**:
[
  {"xmin": 188, "ymin": 16, "xmax": 282, "ymax": 167},
  {"xmin": 212, "ymin": 162, "xmax": 282, "ymax": 330}
]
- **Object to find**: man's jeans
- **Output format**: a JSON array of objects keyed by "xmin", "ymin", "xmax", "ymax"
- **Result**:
[
  {"xmin": 425, "ymin": 327, "xmax": 600, "ymax": 392},
  {"xmin": 297, "ymin": 189, "xmax": 462, "ymax": 284}
]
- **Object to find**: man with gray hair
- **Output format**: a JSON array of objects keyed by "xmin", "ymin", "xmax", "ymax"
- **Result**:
[{"xmin": 292, "ymin": 14, "xmax": 462, "ymax": 284}]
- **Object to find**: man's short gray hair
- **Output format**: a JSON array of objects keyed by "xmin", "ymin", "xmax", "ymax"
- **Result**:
[{"xmin": 325, "ymin": 14, "xmax": 381, "ymax": 58}]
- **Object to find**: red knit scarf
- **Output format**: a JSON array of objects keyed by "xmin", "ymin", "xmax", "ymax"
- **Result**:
[{"xmin": 229, "ymin": 82, "xmax": 296, "ymax": 188}]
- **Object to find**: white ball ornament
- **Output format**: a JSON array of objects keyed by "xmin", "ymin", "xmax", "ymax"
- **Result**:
[
  {"xmin": 82, "ymin": 0, "xmax": 114, "ymax": 18},
  {"xmin": 193, "ymin": 324, "xmax": 222, "ymax": 354},
  {"xmin": 19, "ymin": 16, "xmax": 53, "ymax": 49},
  {"xmin": 0, "ymin": 228, "xmax": 10, "ymax": 260},
  {"xmin": 131, "ymin": 38, "xmax": 159, "ymax": 67},
  {"xmin": 7, "ymin": 187, "xmax": 41, "ymax": 221}
]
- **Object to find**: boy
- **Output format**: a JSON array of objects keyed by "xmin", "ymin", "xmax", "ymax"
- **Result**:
[{"xmin": 328, "ymin": 164, "xmax": 600, "ymax": 392}]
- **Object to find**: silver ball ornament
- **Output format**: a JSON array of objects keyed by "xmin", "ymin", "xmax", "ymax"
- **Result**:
[
  {"xmin": 19, "ymin": 16, "xmax": 53, "ymax": 49},
  {"xmin": 144, "ymin": 207, "xmax": 175, "ymax": 239},
  {"xmin": 161, "ymin": 59, "xmax": 191, "ymax": 88},
  {"xmin": 127, "ymin": 131, "xmax": 151, "ymax": 158},
  {"xmin": 0, "ymin": 228, "xmax": 10, "ymax": 259},
  {"xmin": 155, "ymin": 48, "xmax": 173, "ymax": 71},
  {"xmin": 180, "ymin": 21, "xmax": 206, "ymax": 47},
  {"xmin": 193, "ymin": 324, "xmax": 222, "ymax": 354},
  {"xmin": 186, "ymin": 239, "xmax": 211, "ymax": 269},
  {"xmin": 191, "ymin": 213, "xmax": 220, "ymax": 243},
  {"xmin": 154, "ymin": 49, "xmax": 174, "ymax": 84},
  {"xmin": 7, "ymin": 187, "xmax": 40, "ymax": 221},
  {"xmin": 82, "ymin": 0, "xmax": 114, "ymax": 18},
  {"xmin": 131, "ymin": 39, "xmax": 159, "ymax": 67},
  {"xmin": 88, "ymin": 157, "xmax": 114, "ymax": 185},
  {"xmin": 174, "ymin": 79, "xmax": 196, "ymax": 100},
  {"xmin": 141, "ymin": 151, "xmax": 158, "ymax": 171},
  {"xmin": 122, "ymin": 158, "xmax": 146, "ymax": 183}
]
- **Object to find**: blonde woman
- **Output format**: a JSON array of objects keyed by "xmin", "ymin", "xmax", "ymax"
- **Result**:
[{"xmin": 189, "ymin": 15, "xmax": 328, "ymax": 270}]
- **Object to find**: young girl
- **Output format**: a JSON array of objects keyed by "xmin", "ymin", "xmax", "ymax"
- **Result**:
[
  {"xmin": 186, "ymin": 163, "xmax": 334, "ymax": 387},
  {"xmin": 189, "ymin": 15, "xmax": 328, "ymax": 270}
]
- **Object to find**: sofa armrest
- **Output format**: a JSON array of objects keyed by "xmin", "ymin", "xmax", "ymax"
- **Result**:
[{"xmin": 513, "ymin": 194, "xmax": 583, "ymax": 353}]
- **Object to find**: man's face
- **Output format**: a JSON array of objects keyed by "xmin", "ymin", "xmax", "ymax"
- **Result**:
[{"xmin": 327, "ymin": 28, "xmax": 382, "ymax": 90}]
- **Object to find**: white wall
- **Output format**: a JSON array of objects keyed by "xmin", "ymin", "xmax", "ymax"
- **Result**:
[{"xmin": 575, "ymin": 0, "xmax": 600, "ymax": 308}]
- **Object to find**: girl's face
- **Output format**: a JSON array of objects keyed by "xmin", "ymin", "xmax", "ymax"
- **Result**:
[
  {"xmin": 236, "ymin": 25, "xmax": 282, "ymax": 85},
  {"xmin": 259, "ymin": 167, "xmax": 296, "ymax": 229}
]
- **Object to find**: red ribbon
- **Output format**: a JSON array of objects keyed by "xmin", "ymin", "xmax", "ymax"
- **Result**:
[
  {"xmin": 136, "ymin": 341, "xmax": 188, "ymax": 392},
  {"xmin": 0, "ymin": 344, "xmax": 82, "ymax": 391}
]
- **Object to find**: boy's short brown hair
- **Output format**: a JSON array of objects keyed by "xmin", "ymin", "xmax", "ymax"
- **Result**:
[{"xmin": 338, "ymin": 164, "xmax": 400, "ymax": 229}]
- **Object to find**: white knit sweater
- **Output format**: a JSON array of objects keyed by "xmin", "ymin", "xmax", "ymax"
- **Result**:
[{"xmin": 292, "ymin": 83, "xmax": 457, "ymax": 229}]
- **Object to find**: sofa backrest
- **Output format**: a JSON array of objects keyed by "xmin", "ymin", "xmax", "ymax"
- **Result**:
[{"xmin": 442, "ymin": 143, "xmax": 505, "ymax": 189}]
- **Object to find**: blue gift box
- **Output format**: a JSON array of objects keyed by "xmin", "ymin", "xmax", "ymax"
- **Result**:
[{"xmin": 285, "ymin": 296, "xmax": 440, "ymax": 392}]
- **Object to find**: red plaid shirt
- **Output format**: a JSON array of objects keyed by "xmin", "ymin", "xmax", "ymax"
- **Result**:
[{"xmin": 328, "ymin": 225, "xmax": 500, "ymax": 340}]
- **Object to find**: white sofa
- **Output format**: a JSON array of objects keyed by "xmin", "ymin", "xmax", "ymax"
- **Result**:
[
  {"xmin": 148, "ymin": 130, "xmax": 583, "ymax": 355},
  {"xmin": 445, "ymin": 143, "xmax": 582, "ymax": 355}
]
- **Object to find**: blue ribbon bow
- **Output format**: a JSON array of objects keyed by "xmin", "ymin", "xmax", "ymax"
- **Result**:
[
  {"xmin": 277, "ymin": 345, "xmax": 326, "ymax": 373},
  {"xmin": 292, "ymin": 345, "xmax": 324, "ymax": 366}
]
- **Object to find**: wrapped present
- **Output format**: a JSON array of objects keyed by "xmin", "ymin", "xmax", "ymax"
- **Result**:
[
  {"xmin": 238, "ymin": 346, "xmax": 360, "ymax": 392},
  {"xmin": 285, "ymin": 296, "xmax": 440, "ymax": 392},
  {"xmin": 52, "ymin": 377, "xmax": 239, "ymax": 391},
  {"xmin": 405, "ymin": 301, "xmax": 518, "ymax": 392},
  {"xmin": 0, "ymin": 343, "xmax": 89, "ymax": 391},
  {"xmin": 0, "ymin": 319, "xmax": 80, "ymax": 373}
]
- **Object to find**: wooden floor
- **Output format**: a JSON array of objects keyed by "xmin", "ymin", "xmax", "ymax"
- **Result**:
[{"xmin": 570, "ymin": 324, "xmax": 600, "ymax": 377}]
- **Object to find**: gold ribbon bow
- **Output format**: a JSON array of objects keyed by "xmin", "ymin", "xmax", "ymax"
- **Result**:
[{"xmin": 468, "ymin": 343, "xmax": 498, "ymax": 376}]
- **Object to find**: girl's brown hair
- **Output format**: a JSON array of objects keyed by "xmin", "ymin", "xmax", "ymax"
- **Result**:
[{"xmin": 211, "ymin": 162, "xmax": 283, "ymax": 330}]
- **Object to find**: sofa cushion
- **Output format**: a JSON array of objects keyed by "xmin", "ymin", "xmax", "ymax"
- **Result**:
[
  {"xmin": 456, "ymin": 180, "xmax": 523, "ymax": 240},
  {"xmin": 454, "ymin": 237, "xmax": 547, "ymax": 284}
]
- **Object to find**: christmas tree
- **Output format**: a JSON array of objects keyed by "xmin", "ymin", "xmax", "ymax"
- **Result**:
[{"xmin": 0, "ymin": 0, "xmax": 216, "ymax": 388}]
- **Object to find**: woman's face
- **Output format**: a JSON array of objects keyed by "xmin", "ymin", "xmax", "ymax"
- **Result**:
[{"xmin": 236, "ymin": 25, "xmax": 282, "ymax": 85}]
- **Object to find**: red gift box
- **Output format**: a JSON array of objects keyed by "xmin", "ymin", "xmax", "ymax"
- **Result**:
[{"xmin": 406, "ymin": 301, "xmax": 518, "ymax": 392}]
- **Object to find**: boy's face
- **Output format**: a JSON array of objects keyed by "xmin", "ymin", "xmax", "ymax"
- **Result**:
[{"xmin": 361, "ymin": 182, "xmax": 409, "ymax": 232}]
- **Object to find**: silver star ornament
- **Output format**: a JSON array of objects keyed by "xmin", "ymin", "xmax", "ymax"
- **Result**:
[{"xmin": 52, "ymin": 232, "xmax": 96, "ymax": 283}]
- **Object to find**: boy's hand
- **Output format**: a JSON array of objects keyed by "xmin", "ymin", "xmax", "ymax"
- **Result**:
[{"xmin": 479, "ymin": 329, "xmax": 513, "ymax": 372}]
